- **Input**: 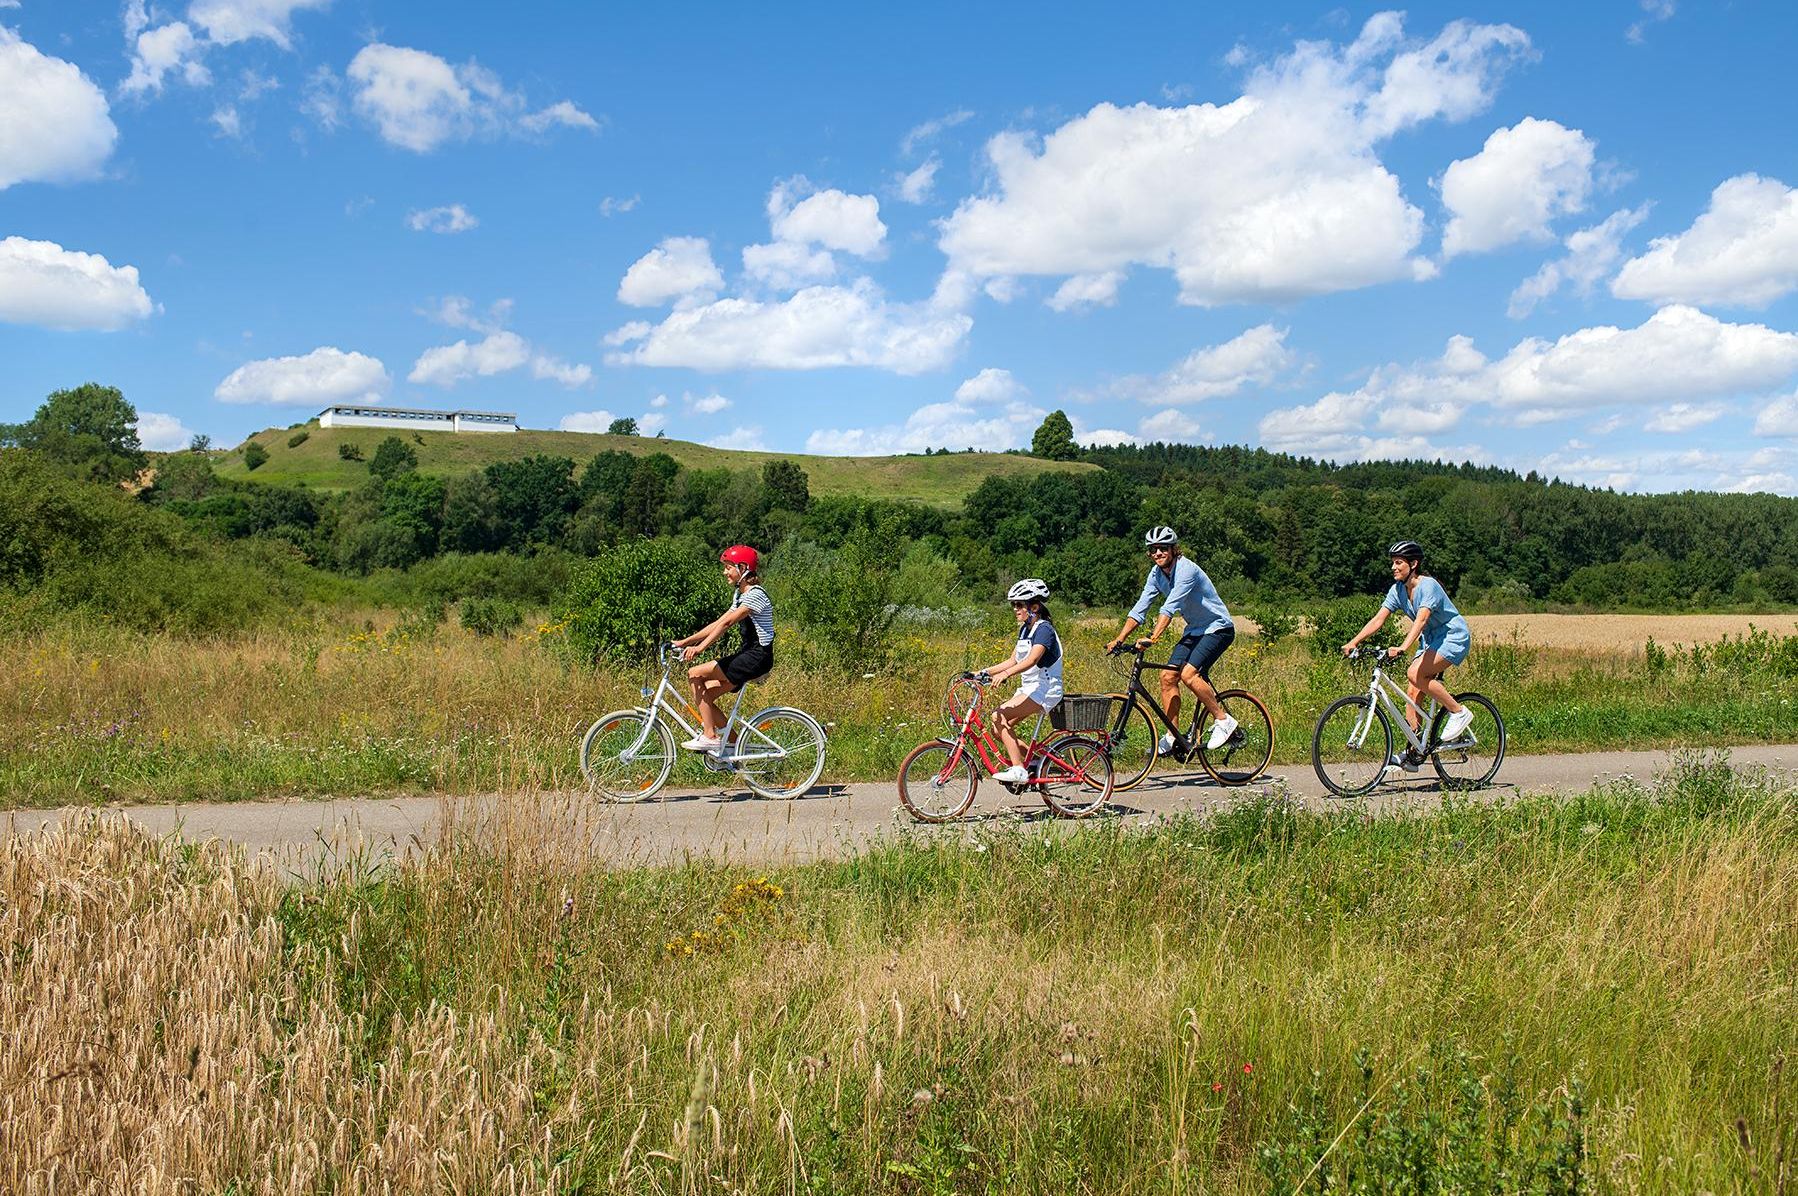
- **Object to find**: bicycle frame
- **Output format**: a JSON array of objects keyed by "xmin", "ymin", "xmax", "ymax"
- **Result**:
[
  {"xmin": 620, "ymin": 644, "xmax": 788, "ymax": 766},
  {"xmin": 1109, "ymin": 650, "xmax": 1201, "ymax": 741},
  {"xmin": 1350, "ymin": 653, "xmax": 1458, "ymax": 754},
  {"xmin": 942, "ymin": 683, "xmax": 1079, "ymax": 785}
]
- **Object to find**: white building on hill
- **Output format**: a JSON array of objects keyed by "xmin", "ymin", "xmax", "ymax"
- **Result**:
[{"xmin": 316, "ymin": 405, "xmax": 518, "ymax": 433}]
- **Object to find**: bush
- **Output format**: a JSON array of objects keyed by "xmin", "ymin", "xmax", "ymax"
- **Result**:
[
  {"xmin": 781, "ymin": 524, "xmax": 904, "ymax": 673},
  {"xmin": 338, "ymin": 442, "xmax": 364, "ymax": 462},
  {"xmin": 243, "ymin": 442, "xmax": 269, "ymax": 471},
  {"xmin": 459, "ymin": 596, "xmax": 523, "ymax": 637},
  {"xmin": 1305, "ymin": 596, "xmax": 1391, "ymax": 657},
  {"xmin": 1246, "ymin": 604, "xmax": 1301, "ymax": 645},
  {"xmin": 287, "ymin": 430, "xmax": 310, "ymax": 449},
  {"xmin": 555, "ymin": 537, "xmax": 725, "ymax": 662}
]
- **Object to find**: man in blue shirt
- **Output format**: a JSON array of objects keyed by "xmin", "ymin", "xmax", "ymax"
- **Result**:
[{"xmin": 1105, "ymin": 526, "xmax": 1239, "ymax": 754}]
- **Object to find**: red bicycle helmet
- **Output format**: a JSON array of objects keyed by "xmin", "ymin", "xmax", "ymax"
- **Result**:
[{"xmin": 720, "ymin": 544, "xmax": 759, "ymax": 570}]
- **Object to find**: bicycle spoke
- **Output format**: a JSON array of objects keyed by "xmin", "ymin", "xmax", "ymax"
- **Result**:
[
  {"xmin": 898, "ymin": 740, "xmax": 977, "ymax": 822},
  {"xmin": 580, "ymin": 710, "xmax": 674, "ymax": 802},
  {"xmin": 1311, "ymin": 695, "xmax": 1390, "ymax": 798},
  {"xmin": 1037, "ymin": 735, "xmax": 1112, "ymax": 818}
]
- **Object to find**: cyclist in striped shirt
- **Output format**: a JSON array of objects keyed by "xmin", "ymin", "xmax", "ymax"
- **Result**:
[{"xmin": 674, "ymin": 544, "xmax": 775, "ymax": 752}]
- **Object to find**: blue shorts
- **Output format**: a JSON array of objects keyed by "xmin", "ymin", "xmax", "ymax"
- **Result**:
[
  {"xmin": 1417, "ymin": 630, "xmax": 1469, "ymax": 667},
  {"xmin": 1168, "ymin": 626, "xmax": 1234, "ymax": 680}
]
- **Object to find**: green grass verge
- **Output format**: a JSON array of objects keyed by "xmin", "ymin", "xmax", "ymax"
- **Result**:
[
  {"xmin": 208, "ymin": 422, "xmax": 1095, "ymax": 505},
  {"xmin": 16, "ymin": 754, "xmax": 1787, "ymax": 1190}
]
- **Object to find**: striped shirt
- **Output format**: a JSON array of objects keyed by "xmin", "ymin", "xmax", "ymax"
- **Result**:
[{"xmin": 731, "ymin": 584, "xmax": 775, "ymax": 646}]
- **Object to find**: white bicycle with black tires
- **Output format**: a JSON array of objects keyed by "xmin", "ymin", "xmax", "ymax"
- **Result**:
[
  {"xmin": 580, "ymin": 642, "xmax": 827, "ymax": 801},
  {"xmin": 1311, "ymin": 646, "xmax": 1506, "ymax": 798}
]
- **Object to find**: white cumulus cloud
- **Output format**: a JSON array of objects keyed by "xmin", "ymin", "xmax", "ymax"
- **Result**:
[
  {"xmin": 1754, "ymin": 392, "xmax": 1798, "ymax": 438},
  {"xmin": 406, "ymin": 203, "xmax": 478, "ymax": 233},
  {"xmin": 1110, "ymin": 325, "xmax": 1294, "ymax": 405},
  {"xmin": 134, "ymin": 411, "xmax": 196, "ymax": 452},
  {"xmin": 1509, "ymin": 205, "xmax": 1649, "ymax": 317},
  {"xmin": 688, "ymin": 392, "xmax": 730, "ymax": 414},
  {"xmin": 605, "ymin": 280, "xmax": 970, "ymax": 375},
  {"xmin": 410, "ymin": 329, "xmax": 591, "ymax": 389},
  {"xmin": 618, "ymin": 236, "xmax": 724, "ymax": 307},
  {"xmin": 215, "ymin": 347, "xmax": 389, "ymax": 406},
  {"xmin": 1644, "ymin": 402, "xmax": 1725, "ymax": 433},
  {"xmin": 559, "ymin": 409, "xmax": 616, "ymax": 433},
  {"xmin": 188, "ymin": 0, "xmax": 330, "ymax": 48},
  {"xmin": 0, "ymin": 28, "xmax": 116, "ymax": 188},
  {"xmin": 1440, "ymin": 117, "xmax": 1594, "ymax": 257},
  {"xmin": 954, "ymin": 367, "xmax": 1024, "ymax": 404},
  {"xmin": 742, "ymin": 239, "xmax": 836, "ymax": 290},
  {"xmin": 1612, "ymin": 174, "xmax": 1798, "ymax": 308},
  {"xmin": 806, "ymin": 397, "xmax": 1044, "ymax": 456},
  {"xmin": 1259, "ymin": 305, "xmax": 1798, "ymax": 456},
  {"xmin": 938, "ymin": 13, "xmax": 1529, "ymax": 307},
  {"xmin": 0, "ymin": 236, "xmax": 153, "ymax": 331},
  {"xmin": 346, "ymin": 42, "xmax": 593, "ymax": 153},
  {"xmin": 770, "ymin": 184, "xmax": 887, "ymax": 257},
  {"xmin": 895, "ymin": 158, "xmax": 938, "ymax": 204},
  {"xmin": 1046, "ymin": 271, "xmax": 1124, "ymax": 312},
  {"xmin": 708, "ymin": 426, "xmax": 766, "ymax": 451},
  {"xmin": 122, "ymin": 21, "xmax": 210, "ymax": 94},
  {"xmin": 1138, "ymin": 409, "xmax": 1208, "ymax": 442}
]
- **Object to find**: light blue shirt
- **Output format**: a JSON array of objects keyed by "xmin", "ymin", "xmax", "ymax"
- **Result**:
[
  {"xmin": 1129, "ymin": 557, "xmax": 1233, "ymax": 636},
  {"xmin": 1382, "ymin": 576, "xmax": 1467, "ymax": 649}
]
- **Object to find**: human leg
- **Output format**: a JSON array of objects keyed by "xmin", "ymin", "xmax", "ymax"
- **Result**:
[
  {"xmin": 685, "ymin": 661, "xmax": 732, "ymax": 743},
  {"xmin": 993, "ymin": 692, "xmax": 1043, "ymax": 779}
]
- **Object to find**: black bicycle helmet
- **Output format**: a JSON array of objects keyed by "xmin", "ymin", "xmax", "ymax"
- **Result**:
[{"xmin": 1387, "ymin": 539, "xmax": 1423, "ymax": 562}]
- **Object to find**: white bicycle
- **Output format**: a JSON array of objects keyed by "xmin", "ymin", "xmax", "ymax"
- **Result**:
[
  {"xmin": 580, "ymin": 642, "xmax": 827, "ymax": 801},
  {"xmin": 1311, "ymin": 646, "xmax": 1506, "ymax": 798}
]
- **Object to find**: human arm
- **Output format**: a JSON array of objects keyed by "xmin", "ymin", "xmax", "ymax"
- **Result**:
[
  {"xmin": 984, "ymin": 643, "xmax": 1045, "ymax": 683},
  {"xmin": 1135, "ymin": 612, "xmax": 1175, "ymax": 651},
  {"xmin": 1388, "ymin": 607, "xmax": 1430, "ymax": 659},
  {"xmin": 1342, "ymin": 607, "xmax": 1392, "ymax": 655},
  {"xmin": 678, "ymin": 604, "xmax": 753, "ymax": 659}
]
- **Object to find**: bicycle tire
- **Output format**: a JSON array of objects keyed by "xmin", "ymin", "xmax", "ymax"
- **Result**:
[
  {"xmin": 1311, "ymin": 695, "xmax": 1392, "ymax": 799},
  {"xmin": 1036, "ymin": 733, "xmax": 1114, "ymax": 818},
  {"xmin": 1193, "ymin": 689, "xmax": 1274, "ymax": 787},
  {"xmin": 580, "ymin": 709, "xmax": 675, "ymax": 802},
  {"xmin": 1429, "ymin": 692, "xmax": 1506, "ymax": 790},
  {"xmin": 1105, "ymin": 697, "xmax": 1159, "ymax": 791},
  {"xmin": 897, "ymin": 739, "xmax": 978, "ymax": 823},
  {"xmin": 734, "ymin": 707, "xmax": 828, "ymax": 799}
]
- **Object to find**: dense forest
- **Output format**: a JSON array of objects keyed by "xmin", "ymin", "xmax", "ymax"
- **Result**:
[{"xmin": 6, "ymin": 385, "xmax": 1798, "ymax": 642}]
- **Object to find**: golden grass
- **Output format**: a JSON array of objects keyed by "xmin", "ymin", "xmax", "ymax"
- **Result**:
[
  {"xmin": 1466, "ymin": 612, "xmax": 1798, "ymax": 652},
  {"xmin": 4, "ymin": 763, "xmax": 1793, "ymax": 1192}
]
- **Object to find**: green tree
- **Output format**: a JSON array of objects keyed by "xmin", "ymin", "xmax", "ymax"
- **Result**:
[
  {"xmin": 242, "ymin": 442, "xmax": 270, "ymax": 471},
  {"xmin": 785, "ymin": 522, "xmax": 905, "ymax": 672},
  {"xmin": 484, "ymin": 455, "xmax": 578, "ymax": 546},
  {"xmin": 762, "ymin": 458, "xmax": 811, "ymax": 513},
  {"xmin": 1031, "ymin": 409, "xmax": 1078, "ymax": 461},
  {"xmin": 608, "ymin": 417, "xmax": 639, "ymax": 436},
  {"xmin": 3, "ymin": 383, "xmax": 146, "ymax": 483},
  {"xmin": 556, "ymin": 537, "xmax": 726, "ymax": 660},
  {"xmin": 369, "ymin": 435, "xmax": 419, "ymax": 482},
  {"xmin": 188, "ymin": 433, "xmax": 212, "ymax": 452}
]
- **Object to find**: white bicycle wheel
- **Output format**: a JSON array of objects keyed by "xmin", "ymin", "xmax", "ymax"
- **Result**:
[
  {"xmin": 580, "ymin": 709, "xmax": 675, "ymax": 802},
  {"xmin": 732, "ymin": 707, "xmax": 827, "ymax": 799}
]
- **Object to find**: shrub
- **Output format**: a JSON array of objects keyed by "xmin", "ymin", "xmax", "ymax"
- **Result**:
[
  {"xmin": 782, "ymin": 523, "xmax": 904, "ymax": 672},
  {"xmin": 287, "ymin": 430, "xmax": 311, "ymax": 448},
  {"xmin": 1246, "ymin": 604, "xmax": 1302, "ymax": 645},
  {"xmin": 243, "ymin": 442, "xmax": 269, "ymax": 471},
  {"xmin": 459, "ymin": 597, "xmax": 523, "ymax": 637},
  {"xmin": 1305, "ymin": 596, "xmax": 1393, "ymax": 657},
  {"xmin": 338, "ymin": 442, "xmax": 364, "ymax": 462},
  {"xmin": 555, "ymin": 536, "xmax": 725, "ymax": 662}
]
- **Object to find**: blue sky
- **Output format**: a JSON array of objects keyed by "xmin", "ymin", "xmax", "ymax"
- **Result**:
[{"xmin": 4, "ymin": 1, "xmax": 1798, "ymax": 492}]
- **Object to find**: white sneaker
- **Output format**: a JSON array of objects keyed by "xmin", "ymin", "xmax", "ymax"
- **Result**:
[
  {"xmin": 1441, "ymin": 708, "xmax": 1474, "ymax": 741},
  {"xmin": 993, "ymin": 764, "xmax": 1030, "ymax": 783},
  {"xmin": 682, "ymin": 734, "xmax": 722, "ymax": 751},
  {"xmin": 1388, "ymin": 751, "xmax": 1421, "ymax": 773},
  {"xmin": 1157, "ymin": 732, "xmax": 1177, "ymax": 755},
  {"xmin": 1206, "ymin": 714, "xmax": 1239, "ymax": 750}
]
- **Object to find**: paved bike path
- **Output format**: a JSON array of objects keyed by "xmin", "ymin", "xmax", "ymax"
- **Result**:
[{"xmin": 7, "ymin": 743, "xmax": 1796, "ymax": 871}]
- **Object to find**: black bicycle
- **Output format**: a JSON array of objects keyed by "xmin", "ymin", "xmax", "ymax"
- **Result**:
[{"xmin": 1057, "ymin": 644, "xmax": 1274, "ymax": 791}]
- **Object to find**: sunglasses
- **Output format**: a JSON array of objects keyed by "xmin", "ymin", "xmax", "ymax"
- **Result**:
[{"xmin": 1147, "ymin": 546, "xmax": 1174, "ymax": 555}]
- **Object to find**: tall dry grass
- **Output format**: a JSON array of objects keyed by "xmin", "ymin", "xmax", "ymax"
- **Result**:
[
  {"xmin": 3, "ymin": 755, "xmax": 1793, "ymax": 1191},
  {"xmin": 4, "ymin": 613, "xmax": 1798, "ymax": 806}
]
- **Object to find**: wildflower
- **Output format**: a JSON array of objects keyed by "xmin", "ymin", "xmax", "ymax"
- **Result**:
[
  {"xmin": 1212, "ymin": 1082, "xmax": 1224, "ymax": 1092},
  {"xmin": 1243, "ymin": 1063, "xmax": 1253, "ymax": 1074}
]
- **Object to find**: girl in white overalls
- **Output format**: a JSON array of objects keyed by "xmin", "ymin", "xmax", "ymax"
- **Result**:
[{"xmin": 973, "ymin": 578, "xmax": 1064, "ymax": 783}]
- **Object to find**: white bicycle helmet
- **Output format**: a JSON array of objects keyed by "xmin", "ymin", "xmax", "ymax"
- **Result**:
[
  {"xmin": 1006, "ymin": 578, "xmax": 1051, "ymax": 602},
  {"xmin": 1144, "ymin": 525, "xmax": 1179, "ymax": 546}
]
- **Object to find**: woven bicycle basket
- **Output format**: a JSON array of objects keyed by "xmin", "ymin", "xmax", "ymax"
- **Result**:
[{"xmin": 1050, "ymin": 693, "xmax": 1116, "ymax": 733}]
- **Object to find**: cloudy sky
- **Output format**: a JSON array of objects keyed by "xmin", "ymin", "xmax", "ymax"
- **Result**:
[{"xmin": 4, "ymin": 1, "xmax": 1798, "ymax": 492}]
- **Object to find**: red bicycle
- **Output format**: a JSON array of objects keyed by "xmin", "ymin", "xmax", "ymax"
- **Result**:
[{"xmin": 897, "ymin": 672, "xmax": 1115, "ymax": 822}]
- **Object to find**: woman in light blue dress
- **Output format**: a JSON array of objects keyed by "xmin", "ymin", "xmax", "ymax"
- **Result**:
[{"xmin": 1341, "ymin": 540, "xmax": 1475, "ymax": 770}]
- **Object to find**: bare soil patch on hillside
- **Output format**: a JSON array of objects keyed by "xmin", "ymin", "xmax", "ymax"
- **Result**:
[{"xmin": 1467, "ymin": 612, "xmax": 1798, "ymax": 651}]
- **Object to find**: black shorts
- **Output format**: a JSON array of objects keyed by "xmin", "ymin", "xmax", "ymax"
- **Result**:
[
  {"xmin": 718, "ymin": 643, "xmax": 773, "ymax": 688},
  {"xmin": 1168, "ymin": 626, "xmax": 1233, "ymax": 680}
]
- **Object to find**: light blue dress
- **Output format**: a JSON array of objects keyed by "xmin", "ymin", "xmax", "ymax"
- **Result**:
[{"xmin": 1382, "ymin": 576, "xmax": 1471, "ymax": 665}]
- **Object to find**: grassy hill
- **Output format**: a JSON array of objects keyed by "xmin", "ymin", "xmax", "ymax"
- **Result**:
[{"xmin": 212, "ymin": 422, "xmax": 1095, "ymax": 506}]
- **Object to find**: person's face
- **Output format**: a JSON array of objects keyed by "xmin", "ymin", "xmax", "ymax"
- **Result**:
[
  {"xmin": 723, "ymin": 561, "xmax": 744, "ymax": 585},
  {"xmin": 1012, "ymin": 600, "xmax": 1032, "ymax": 624},
  {"xmin": 1391, "ymin": 557, "xmax": 1413, "ymax": 581},
  {"xmin": 1148, "ymin": 544, "xmax": 1176, "ymax": 568}
]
